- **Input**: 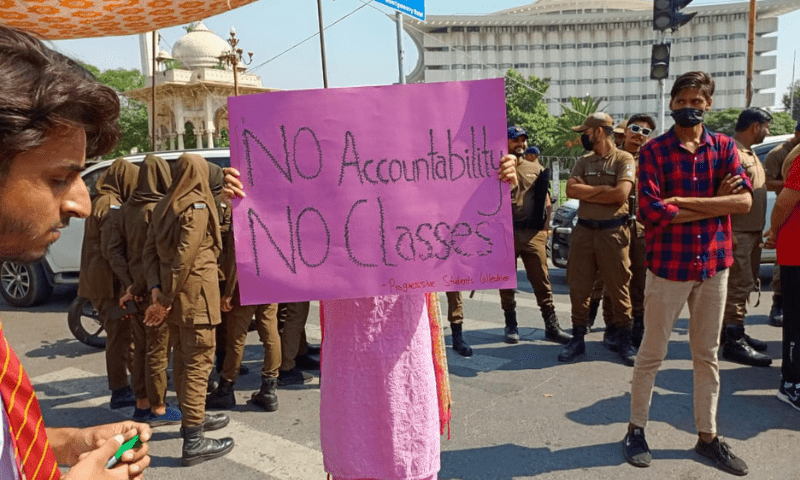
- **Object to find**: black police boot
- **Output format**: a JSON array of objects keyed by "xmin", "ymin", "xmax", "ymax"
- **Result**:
[
  {"xmin": 603, "ymin": 324, "xmax": 619, "ymax": 352},
  {"xmin": 769, "ymin": 296, "xmax": 783, "ymax": 327},
  {"xmin": 203, "ymin": 412, "xmax": 230, "ymax": 432},
  {"xmin": 558, "ymin": 327, "xmax": 586, "ymax": 362},
  {"xmin": 450, "ymin": 324, "xmax": 473, "ymax": 357},
  {"xmin": 181, "ymin": 424, "xmax": 235, "ymax": 467},
  {"xmin": 206, "ymin": 378, "xmax": 235, "ymax": 409},
  {"xmin": 631, "ymin": 315, "xmax": 644, "ymax": 348},
  {"xmin": 543, "ymin": 311, "xmax": 572, "ymax": 344},
  {"xmin": 743, "ymin": 329, "xmax": 768, "ymax": 352},
  {"xmin": 503, "ymin": 310, "xmax": 520, "ymax": 344},
  {"xmin": 249, "ymin": 376, "xmax": 279, "ymax": 412},
  {"xmin": 587, "ymin": 299, "xmax": 601, "ymax": 332},
  {"xmin": 721, "ymin": 325, "xmax": 772, "ymax": 367},
  {"xmin": 109, "ymin": 386, "xmax": 136, "ymax": 409},
  {"xmin": 617, "ymin": 329, "xmax": 638, "ymax": 367}
]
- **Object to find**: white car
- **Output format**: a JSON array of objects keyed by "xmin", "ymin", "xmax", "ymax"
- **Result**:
[{"xmin": 0, "ymin": 148, "xmax": 231, "ymax": 307}]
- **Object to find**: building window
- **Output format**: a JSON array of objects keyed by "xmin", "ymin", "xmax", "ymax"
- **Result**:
[
  {"xmin": 577, "ymin": 61, "xmax": 592, "ymax": 67},
  {"xmin": 561, "ymin": 61, "xmax": 576, "ymax": 67},
  {"xmin": 545, "ymin": 44, "xmax": 560, "ymax": 50},
  {"xmin": 430, "ymin": 27, "xmax": 448, "ymax": 34},
  {"xmin": 695, "ymin": 36, "xmax": 710, "ymax": 42},
  {"xmin": 711, "ymin": 53, "xmax": 728, "ymax": 59},
  {"xmin": 451, "ymin": 27, "xmax": 464, "ymax": 32},
  {"xmin": 484, "ymin": 64, "xmax": 498, "ymax": 69},
  {"xmin": 730, "ymin": 33, "xmax": 746, "ymax": 39},
  {"xmin": 562, "ymin": 79, "xmax": 576, "ymax": 85},
  {"xmin": 643, "ymin": 39, "xmax": 655, "ymax": 45},
  {"xmin": 578, "ymin": 79, "xmax": 592, "ymax": 85},
  {"xmin": 642, "ymin": 94, "xmax": 657, "ymax": 100},
  {"xmin": 675, "ymin": 55, "xmax": 692, "ymax": 62},
  {"xmin": 483, "ymin": 45, "xmax": 497, "ymax": 51},
  {"xmin": 531, "ymin": 62, "xmax": 544, "ymax": 68},
  {"xmin": 625, "ymin": 95, "xmax": 640, "ymax": 100},
  {"xmin": 514, "ymin": 26, "xmax": 527, "ymax": 33},
  {"xmin": 453, "ymin": 46, "xmax": 465, "ymax": 51},
  {"xmin": 578, "ymin": 43, "xmax": 592, "ymax": 48},
  {"xmin": 452, "ymin": 64, "xmax": 465, "ymax": 69},
  {"xmin": 531, "ymin": 44, "xmax": 544, "ymax": 50},
  {"xmin": 562, "ymin": 43, "xmax": 576, "ymax": 49},
  {"xmin": 425, "ymin": 65, "xmax": 450, "ymax": 70},
  {"xmin": 467, "ymin": 46, "xmax": 481, "ymax": 51},
  {"xmin": 625, "ymin": 59, "xmax": 642, "ymax": 64},
  {"xmin": 546, "ymin": 25, "xmax": 559, "ymax": 32},
  {"xmin": 675, "ymin": 37, "xmax": 692, "ymax": 43},
  {"xmin": 712, "ymin": 72, "xmax": 728, "ymax": 77},
  {"xmin": 626, "ymin": 77, "xmax": 639, "ymax": 83},
  {"xmin": 499, "ymin": 63, "xmax": 513, "ymax": 69},
  {"xmin": 609, "ymin": 95, "xmax": 625, "ymax": 101},
  {"xmin": 610, "ymin": 41, "xmax": 624, "ymax": 47},
  {"xmin": 593, "ymin": 78, "xmax": 609, "ymax": 84},
  {"xmin": 468, "ymin": 64, "xmax": 481, "ymax": 69},
  {"xmin": 593, "ymin": 60, "xmax": 609, "ymax": 66},
  {"xmin": 729, "ymin": 70, "xmax": 745, "ymax": 76},
  {"xmin": 499, "ymin": 45, "xmax": 513, "ymax": 51},
  {"xmin": 693, "ymin": 54, "xmax": 709, "ymax": 60},
  {"xmin": 593, "ymin": 42, "xmax": 608, "ymax": 48},
  {"xmin": 625, "ymin": 40, "xmax": 642, "ymax": 46},
  {"xmin": 467, "ymin": 26, "xmax": 480, "ymax": 32},
  {"xmin": 425, "ymin": 46, "xmax": 449, "ymax": 52},
  {"xmin": 712, "ymin": 34, "xmax": 728, "ymax": 40},
  {"xmin": 545, "ymin": 62, "xmax": 560, "ymax": 67},
  {"xmin": 514, "ymin": 45, "xmax": 529, "ymax": 50},
  {"xmin": 610, "ymin": 59, "xmax": 624, "ymax": 65},
  {"xmin": 514, "ymin": 63, "xmax": 529, "ymax": 69},
  {"xmin": 610, "ymin": 78, "xmax": 624, "ymax": 83},
  {"xmin": 729, "ymin": 52, "xmax": 746, "ymax": 58}
]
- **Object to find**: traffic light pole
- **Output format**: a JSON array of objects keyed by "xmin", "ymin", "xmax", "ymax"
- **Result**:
[{"xmin": 657, "ymin": 31, "xmax": 667, "ymax": 135}]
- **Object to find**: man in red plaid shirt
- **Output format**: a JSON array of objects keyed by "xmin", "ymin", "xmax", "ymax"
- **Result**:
[{"xmin": 622, "ymin": 72, "xmax": 753, "ymax": 477}]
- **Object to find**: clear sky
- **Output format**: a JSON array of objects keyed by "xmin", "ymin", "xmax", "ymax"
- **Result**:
[{"xmin": 52, "ymin": 0, "xmax": 800, "ymax": 109}]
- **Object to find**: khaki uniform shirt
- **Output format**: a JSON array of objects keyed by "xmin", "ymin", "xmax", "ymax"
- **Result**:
[
  {"xmin": 143, "ymin": 204, "xmax": 221, "ymax": 327},
  {"xmin": 781, "ymin": 143, "xmax": 800, "ymax": 181},
  {"xmin": 107, "ymin": 203, "xmax": 156, "ymax": 298},
  {"xmin": 731, "ymin": 140, "xmax": 767, "ymax": 232},
  {"xmin": 511, "ymin": 159, "xmax": 547, "ymax": 226},
  {"xmin": 764, "ymin": 140, "xmax": 794, "ymax": 182},
  {"xmin": 570, "ymin": 147, "xmax": 636, "ymax": 221},
  {"xmin": 77, "ymin": 197, "xmax": 120, "ymax": 300}
]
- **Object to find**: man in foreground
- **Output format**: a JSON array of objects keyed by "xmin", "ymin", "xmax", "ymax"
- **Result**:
[
  {"xmin": 0, "ymin": 25, "xmax": 150, "ymax": 478},
  {"xmin": 624, "ymin": 71, "xmax": 752, "ymax": 476}
]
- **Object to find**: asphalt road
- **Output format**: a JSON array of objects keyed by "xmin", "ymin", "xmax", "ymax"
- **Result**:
[{"xmin": 1, "ymin": 263, "xmax": 797, "ymax": 479}]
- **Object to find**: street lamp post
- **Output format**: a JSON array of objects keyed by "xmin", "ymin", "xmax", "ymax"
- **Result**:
[
  {"xmin": 219, "ymin": 27, "xmax": 253, "ymax": 97},
  {"xmin": 791, "ymin": 47, "xmax": 799, "ymax": 121}
]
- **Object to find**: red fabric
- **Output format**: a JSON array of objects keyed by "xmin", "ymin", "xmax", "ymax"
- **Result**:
[
  {"xmin": 0, "ymin": 323, "xmax": 60, "ymax": 480},
  {"xmin": 777, "ymin": 159, "xmax": 800, "ymax": 266},
  {"xmin": 637, "ymin": 127, "xmax": 751, "ymax": 281}
]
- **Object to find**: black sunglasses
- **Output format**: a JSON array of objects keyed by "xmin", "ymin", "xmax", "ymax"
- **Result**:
[{"xmin": 628, "ymin": 124, "xmax": 653, "ymax": 136}]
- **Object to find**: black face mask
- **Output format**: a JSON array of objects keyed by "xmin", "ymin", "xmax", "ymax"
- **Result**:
[
  {"xmin": 581, "ymin": 133, "xmax": 594, "ymax": 151},
  {"xmin": 670, "ymin": 107, "xmax": 705, "ymax": 128}
]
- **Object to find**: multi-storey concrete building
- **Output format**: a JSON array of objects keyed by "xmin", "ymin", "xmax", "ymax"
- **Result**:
[{"xmin": 404, "ymin": 0, "xmax": 799, "ymax": 122}]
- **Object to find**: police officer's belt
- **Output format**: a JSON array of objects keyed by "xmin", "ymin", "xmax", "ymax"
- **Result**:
[{"xmin": 577, "ymin": 217, "xmax": 627, "ymax": 230}]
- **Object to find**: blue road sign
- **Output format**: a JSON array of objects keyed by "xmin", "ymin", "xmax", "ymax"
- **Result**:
[{"xmin": 375, "ymin": 0, "xmax": 425, "ymax": 21}]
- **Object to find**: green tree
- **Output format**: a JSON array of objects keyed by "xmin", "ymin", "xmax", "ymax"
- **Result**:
[
  {"xmin": 82, "ymin": 63, "xmax": 151, "ymax": 159},
  {"xmin": 550, "ymin": 95, "xmax": 606, "ymax": 157},
  {"xmin": 705, "ymin": 108, "xmax": 742, "ymax": 136},
  {"xmin": 782, "ymin": 79, "xmax": 800, "ymax": 121},
  {"xmin": 768, "ymin": 111, "xmax": 796, "ymax": 136},
  {"xmin": 504, "ymin": 69, "xmax": 557, "ymax": 152}
]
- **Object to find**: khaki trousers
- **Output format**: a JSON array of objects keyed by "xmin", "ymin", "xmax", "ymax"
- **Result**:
[
  {"xmin": 130, "ymin": 311, "xmax": 147, "ymax": 400},
  {"xmin": 93, "ymin": 297, "xmax": 132, "ymax": 391},
  {"xmin": 445, "ymin": 291, "xmax": 463, "ymax": 325},
  {"xmin": 169, "ymin": 322, "xmax": 215, "ymax": 428},
  {"xmin": 566, "ymin": 224, "xmax": 632, "ymax": 329},
  {"xmin": 221, "ymin": 302, "xmax": 280, "ymax": 382},
  {"xmin": 499, "ymin": 228, "xmax": 555, "ymax": 315},
  {"xmin": 599, "ymin": 230, "xmax": 647, "ymax": 322},
  {"xmin": 723, "ymin": 231, "xmax": 762, "ymax": 326},
  {"xmin": 630, "ymin": 269, "xmax": 728, "ymax": 434},
  {"xmin": 278, "ymin": 302, "xmax": 310, "ymax": 371}
]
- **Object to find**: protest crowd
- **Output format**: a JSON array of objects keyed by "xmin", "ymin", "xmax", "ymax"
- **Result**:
[{"xmin": 1, "ymin": 23, "xmax": 800, "ymax": 480}]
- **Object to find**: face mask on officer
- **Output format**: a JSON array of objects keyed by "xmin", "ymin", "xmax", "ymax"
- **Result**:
[
  {"xmin": 580, "ymin": 130, "xmax": 596, "ymax": 151},
  {"xmin": 670, "ymin": 107, "xmax": 706, "ymax": 128}
]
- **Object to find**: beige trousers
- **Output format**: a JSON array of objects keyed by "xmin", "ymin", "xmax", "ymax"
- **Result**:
[{"xmin": 630, "ymin": 269, "xmax": 728, "ymax": 434}]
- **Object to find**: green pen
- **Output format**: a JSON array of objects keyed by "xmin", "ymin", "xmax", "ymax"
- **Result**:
[{"xmin": 105, "ymin": 435, "xmax": 142, "ymax": 469}]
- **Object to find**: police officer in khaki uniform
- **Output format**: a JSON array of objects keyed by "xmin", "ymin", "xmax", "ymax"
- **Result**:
[
  {"xmin": 277, "ymin": 302, "xmax": 316, "ymax": 385},
  {"xmin": 500, "ymin": 128, "xmax": 571, "ymax": 345},
  {"xmin": 107, "ymin": 155, "xmax": 182, "ymax": 425},
  {"xmin": 559, "ymin": 113, "xmax": 637, "ymax": 366},
  {"xmin": 77, "ymin": 158, "xmax": 139, "ymax": 409},
  {"xmin": 595, "ymin": 114, "xmax": 656, "ymax": 349},
  {"xmin": 143, "ymin": 154, "xmax": 234, "ymax": 466},
  {"xmin": 763, "ymin": 121, "xmax": 800, "ymax": 326},
  {"xmin": 720, "ymin": 108, "xmax": 773, "ymax": 367}
]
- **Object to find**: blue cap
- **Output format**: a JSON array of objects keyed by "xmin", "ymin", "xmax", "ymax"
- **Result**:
[
  {"xmin": 796, "ymin": 120, "xmax": 800, "ymax": 132},
  {"xmin": 524, "ymin": 146, "xmax": 540, "ymax": 156},
  {"xmin": 508, "ymin": 126, "xmax": 528, "ymax": 139}
]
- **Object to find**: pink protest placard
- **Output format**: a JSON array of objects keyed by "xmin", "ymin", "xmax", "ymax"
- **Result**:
[{"xmin": 228, "ymin": 78, "xmax": 516, "ymax": 305}]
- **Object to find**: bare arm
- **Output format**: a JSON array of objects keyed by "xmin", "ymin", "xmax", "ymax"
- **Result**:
[{"xmin": 665, "ymin": 191, "xmax": 752, "ymax": 217}]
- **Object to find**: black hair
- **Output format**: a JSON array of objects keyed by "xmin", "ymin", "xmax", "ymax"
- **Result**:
[{"xmin": 735, "ymin": 107, "xmax": 773, "ymax": 132}]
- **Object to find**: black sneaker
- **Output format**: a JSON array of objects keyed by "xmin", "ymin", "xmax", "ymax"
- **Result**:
[
  {"xmin": 504, "ymin": 326, "xmax": 520, "ymax": 344},
  {"xmin": 278, "ymin": 368, "xmax": 313, "ymax": 386},
  {"xmin": 777, "ymin": 381, "xmax": 800, "ymax": 412},
  {"xmin": 623, "ymin": 427, "xmax": 651, "ymax": 468},
  {"xmin": 695, "ymin": 436, "xmax": 748, "ymax": 476},
  {"xmin": 110, "ymin": 386, "xmax": 136, "ymax": 409}
]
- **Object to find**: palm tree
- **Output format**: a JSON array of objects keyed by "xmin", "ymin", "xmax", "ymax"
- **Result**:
[{"xmin": 550, "ymin": 95, "xmax": 607, "ymax": 157}]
